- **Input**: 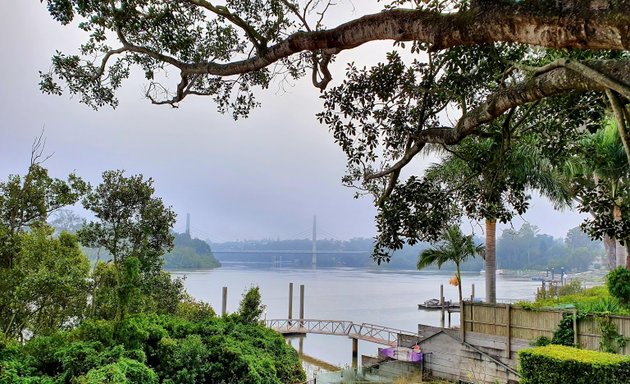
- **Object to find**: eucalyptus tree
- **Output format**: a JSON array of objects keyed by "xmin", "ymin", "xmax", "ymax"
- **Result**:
[{"xmin": 418, "ymin": 225, "xmax": 484, "ymax": 306}]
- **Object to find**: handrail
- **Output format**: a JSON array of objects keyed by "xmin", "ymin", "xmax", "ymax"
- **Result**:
[{"xmin": 265, "ymin": 318, "xmax": 418, "ymax": 347}]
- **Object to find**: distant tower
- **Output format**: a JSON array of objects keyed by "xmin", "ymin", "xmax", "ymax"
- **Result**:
[
  {"xmin": 312, "ymin": 215, "xmax": 317, "ymax": 268},
  {"xmin": 186, "ymin": 213, "xmax": 191, "ymax": 237}
]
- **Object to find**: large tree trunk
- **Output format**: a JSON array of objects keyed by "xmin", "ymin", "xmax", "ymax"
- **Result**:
[
  {"xmin": 603, "ymin": 234, "xmax": 617, "ymax": 270},
  {"xmin": 485, "ymin": 218, "xmax": 497, "ymax": 304},
  {"xmin": 615, "ymin": 241, "xmax": 625, "ymax": 268},
  {"xmin": 613, "ymin": 205, "xmax": 625, "ymax": 268}
]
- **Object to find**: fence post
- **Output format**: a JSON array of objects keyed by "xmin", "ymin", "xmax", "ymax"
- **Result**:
[
  {"xmin": 505, "ymin": 304, "xmax": 512, "ymax": 359},
  {"xmin": 460, "ymin": 301, "xmax": 466, "ymax": 343},
  {"xmin": 573, "ymin": 308, "xmax": 578, "ymax": 347}
]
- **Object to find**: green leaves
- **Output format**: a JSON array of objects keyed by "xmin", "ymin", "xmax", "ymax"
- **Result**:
[
  {"xmin": 78, "ymin": 170, "xmax": 176, "ymax": 320},
  {"xmin": 237, "ymin": 286, "xmax": 266, "ymax": 324},
  {"xmin": 607, "ymin": 267, "xmax": 630, "ymax": 308}
]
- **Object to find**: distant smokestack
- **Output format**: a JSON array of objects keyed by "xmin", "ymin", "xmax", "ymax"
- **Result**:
[
  {"xmin": 186, "ymin": 213, "xmax": 191, "ymax": 236},
  {"xmin": 312, "ymin": 215, "xmax": 317, "ymax": 267}
]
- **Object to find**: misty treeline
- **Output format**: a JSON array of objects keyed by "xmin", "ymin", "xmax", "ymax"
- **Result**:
[
  {"xmin": 212, "ymin": 226, "xmax": 603, "ymax": 272},
  {"xmin": 0, "ymin": 160, "xmax": 304, "ymax": 383}
]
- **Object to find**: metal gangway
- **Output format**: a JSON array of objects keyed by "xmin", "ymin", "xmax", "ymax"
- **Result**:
[{"xmin": 265, "ymin": 319, "xmax": 418, "ymax": 347}]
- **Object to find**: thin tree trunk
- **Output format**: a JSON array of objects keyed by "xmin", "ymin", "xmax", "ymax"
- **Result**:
[
  {"xmin": 456, "ymin": 263, "xmax": 463, "ymax": 307},
  {"xmin": 603, "ymin": 234, "xmax": 617, "ymax": 270},
  {"xmin": 485, "ymin": 218, "xmax": 497, "ymax": 304}
]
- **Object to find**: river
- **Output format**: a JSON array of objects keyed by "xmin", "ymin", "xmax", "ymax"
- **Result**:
[{"xmin": 173, "ymin": 264, "xmax": 542, "ymax": 372}]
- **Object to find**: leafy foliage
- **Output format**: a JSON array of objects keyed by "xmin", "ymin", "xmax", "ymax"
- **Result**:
[
  {"xmin": 519, "ymin": 345, "xmax": 630, "ymax": 384},
  {"xmin": 0, "ymin": 314, "xmax": 305, "ymax": 384},
  {"xmin": 78, "ymin": 170, "xmax": 177, "ymax": 320},
  {"xmin": 418, "ymin": 225, "xmax": 484, "ymax": 303},
  {"xmin": 596, "ymin": 314, "xmax": 628, "ymax": 354},
  {"xmin": 551, "ymin": 312, "xmax": 585, "ymax": 347},
  {"xmin": 237, "ymin": 286, "xmax": 266, "ymax": 324},
  {"xmin": 607, "ymin": 267, "xmax": 630, "ymax": 308},
  {"xmin": 163, "ymin": 232, "xmax": 220, "ymax": 270},
  {"xmin": 0, "ymin": 226, "xmax": 90, "ymax": 340},
  {"xmin": 573, "ymin": 119, "xmax": 630, "ymax": 245}
]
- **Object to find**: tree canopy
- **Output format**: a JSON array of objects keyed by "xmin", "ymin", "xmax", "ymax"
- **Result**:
[{"xmin": 40, "ymin": 1, "xmax": 630, "ymax": 286}]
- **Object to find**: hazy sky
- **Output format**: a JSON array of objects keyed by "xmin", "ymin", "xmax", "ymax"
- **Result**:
[{"xmin": 0, "ymin": 1, "xmax": 587, "ymax": 242}]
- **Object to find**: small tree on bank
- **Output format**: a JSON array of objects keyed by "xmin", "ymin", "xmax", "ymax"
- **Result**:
[
  {"xmin": 238, "ymin": 286, "xmax": 266, "ymax": 324},
  {"xmin": 418, "ymin": 226, "xmax": 484, "ymax": 306}
]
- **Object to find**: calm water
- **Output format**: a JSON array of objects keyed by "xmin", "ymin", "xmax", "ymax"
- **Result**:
[{"xmin": 173, "ymin": 264, "xmax": 541, "ymax": 370}]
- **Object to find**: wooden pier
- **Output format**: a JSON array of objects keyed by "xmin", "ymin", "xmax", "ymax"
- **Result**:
[{"xmin": 265, "ymin": 319, "xmax": 418, "ymax": 347}]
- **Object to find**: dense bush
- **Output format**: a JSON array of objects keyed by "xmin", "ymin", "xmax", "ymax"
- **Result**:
[
  {"xmin": 519, "ymin": 345, "xmax": 630, "ymax": 384},
  {"xmin": 0, "ymin": 314, "xmax": 305, "ymax": 384},
  {"xmin": 607, "ymin": 267, "xmax": 630, "ymax": 308}
]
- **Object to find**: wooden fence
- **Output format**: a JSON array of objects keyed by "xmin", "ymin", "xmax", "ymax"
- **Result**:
[{"xmin": 462, "ymin": 302, "xmax": 630, "ymax": 354}]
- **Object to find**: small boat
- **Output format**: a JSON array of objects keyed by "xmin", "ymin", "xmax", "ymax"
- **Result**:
[{"xmin": 417, "ymin": 298, "xmax": 457, "ymax": 310}]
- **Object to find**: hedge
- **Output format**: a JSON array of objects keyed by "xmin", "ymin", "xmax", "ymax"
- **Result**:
[{"xmin": 519, "ymin": 345, "xmax": 630, "ymax": 384}]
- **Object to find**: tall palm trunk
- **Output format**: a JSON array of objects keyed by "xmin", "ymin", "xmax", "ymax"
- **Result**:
[
  {"xmin": 456, "ymin": 263, "xmax": 463, "ymax": 307},
  {"xmin": 485, "ymin": 217, "xmax": 497, "ymax": 304}
]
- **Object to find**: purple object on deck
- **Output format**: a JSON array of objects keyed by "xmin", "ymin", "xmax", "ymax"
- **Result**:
[{"xmin": 379, "ymin": 347, "xmax": 422, "ymax": 362}]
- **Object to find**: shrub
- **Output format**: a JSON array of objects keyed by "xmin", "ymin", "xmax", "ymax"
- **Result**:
[
  {"xmin": 519, "ymin": 345, "xmax": 630, "ymax": 384},
  {"xmin": 607, "ymin": 267, "xmax": 630, "ymax": 308}
]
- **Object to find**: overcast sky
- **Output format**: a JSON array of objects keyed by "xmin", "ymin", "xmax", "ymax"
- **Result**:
[{"xmin": 0, "ymin": 1, "xmax": 588, "ymax": 243}]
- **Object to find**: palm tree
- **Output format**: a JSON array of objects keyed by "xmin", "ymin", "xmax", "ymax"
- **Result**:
[
  {"xmin": 418, "ymin": 226, "xmax": 485, "ymax": 306},
  {"xmin": 567, "ymin": 118, "xmax": 630, "ymax": 268},
  {"xmin": 426, "ymin": 122, "xmax": 572, "ymax": 303}
]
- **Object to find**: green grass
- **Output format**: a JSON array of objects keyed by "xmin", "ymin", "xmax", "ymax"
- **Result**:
[{"xmin": 516, "ymin": 285, "xmax": 629, "ymax": 315}]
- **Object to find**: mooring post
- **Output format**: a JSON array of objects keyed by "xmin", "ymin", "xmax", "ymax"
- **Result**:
[
  {"xmin": 351, "ymin": 338, "xmax": 358, "ymax": 369},
  {"xmin": 299, "ymin": 284, "xmax": 305, "ymax": 327},
  {"xmin": 221, "ymin": 286, "xmax": 228, "ymax": 316},
  {"xmin": 440, "ymin": 284, "xmax": 445, "ymax": 328},
  {"xmin": 288, "ymin": 282, "xmax": 293, "ymax": 326}
]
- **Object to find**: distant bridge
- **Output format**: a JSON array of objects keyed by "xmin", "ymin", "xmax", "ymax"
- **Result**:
[
  {"xmin": 212, "ymin": 250, "xmax": 368, "ymax": 254},
  {"xmin": 265, "ymin": 319, "xmax": 418, "ymax": 347},
  {"xmin": 212, "ymin": 249, "xmax": 371, "ymax": 268}
]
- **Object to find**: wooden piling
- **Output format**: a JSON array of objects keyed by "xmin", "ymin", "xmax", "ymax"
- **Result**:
[
  {"xmin": 440, "ymin": 284, "xmax": 445, "ymax": 328},
  {"xmin": 221, "ymin": 286, "xmax": 228, "ymax": 316},
  {"xmin": 288, "ymin": 283, "xmax": 293, "ymax": 325},
  {"xmin": 351, "ymin": 338, "xmax": 358, "ymax": 369},
  {"xmin": 299, "ymin": 284, "xmax": 305, "ymax": 327},
  {"xmin": 573, "ymin": 308, "xmax": 579, "ymax": 346}
]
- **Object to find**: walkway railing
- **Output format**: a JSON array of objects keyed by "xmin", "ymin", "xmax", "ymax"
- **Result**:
[{"xmin": 265, "ymin": 319, "xmax": 417, "ymax": 347}]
